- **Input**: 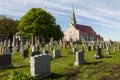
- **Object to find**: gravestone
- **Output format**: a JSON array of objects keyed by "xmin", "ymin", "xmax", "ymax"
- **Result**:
[
  {"xmin": 43, "ymin": 50, "xmax": 49, "ymax": 55},
  {"xmin": 32, "ymin": 45, "xmax": 36, "ymax": 52},
  {"xmin": 0, "ymin": 54, "xmax": 13, "ymax": 69},
  {"xmin": 4, "ymin": 40, "xmax": 7, "ymax": 47},
  {"xmin": 105, "ymin": 46, "xmax": 110, "ymax": 55},
  {"xmin": 22, "ymin": 49, "xmax": 28, "ymax": 58},
  {"xmin": 53, "ymin": 49, "xmax": 61, "ymax": 58},
  {"xmin": 31, "ymin": 51, "xmax": 41, "ymax": 56},
  {"xmin": 46, "ymin": 44, "xmax": 50, "ymax": 53},
  {"xmin": 30, "ymin": 54, "xmax": 51, "ymax": 79},
  {"xmin": 74, "ymin": 51, "xmax": 85, "ymax": 66},
  {"xmin": 113, "ymin": 46, "xmax": 116, "ymax": 53},
  {"xmin": 12, "ymin": 46, "xmax": 17, "ymax": 54},
  {"xmin": 94, "ymin": 46, "xmax": 103, "ymax": 59},
  {"xmin": 20, "ymin": 46, "xmax": 23, "ymax": 54},
  {"xmin": 72, "ymin": 47, "xmax": 77, "ymax": 54},
  {"xmin": 87, "ymin": 46, "xmax": 91, "ymax": 51},
  {"xmin": 4, "ymin": 47, "xmax": 11, "ymax": 54},
  {"xmin": 91, "ymin": 45, "xmax": 96, "ymax": 50}
]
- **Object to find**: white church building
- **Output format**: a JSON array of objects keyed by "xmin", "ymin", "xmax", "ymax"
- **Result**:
[{"xmin": 64, "ymin": 8, "xmax": 103, "ymax": 42}]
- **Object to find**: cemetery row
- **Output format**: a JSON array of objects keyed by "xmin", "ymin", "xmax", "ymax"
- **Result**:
[{"xmin": 0, "ymin": 37, "xmax": 120, "ymax": 79}]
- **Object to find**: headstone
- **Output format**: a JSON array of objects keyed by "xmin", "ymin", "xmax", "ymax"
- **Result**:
[
  {"xmin": 59, "ymin": 40, "xmax": 63, "ymax": 48},
  {"xmin": 32, "ymin": 45, "xmax": 36, "ymax": 52},
  {"xmin": 91, "ymin": 45, "xmax": 96, "ymax": 50},
  {"xmin": 22, "ymin": 49, "xmax": 28, "ymax": 58},
  {"xmin": 94, "ymin": 46, "xmax": 103, "ymax": 59},
  {"xmin": 46, "ymin": 44, "xmax": 50, "ymax": 53},
  {"xmin": 72, "ymin": 47, "xmax": 77, "ymax": 54},
  {"xmin": 12, "ymin": 46, "xmax": 17, "ymax": 54},
  {"xmin": 0, "ymin": 54, "xmax": 13, "ymax": 69},
  {"xmin": 43, "ymin": 50, "xmax": 49, "ymax": 55},
  {"xmin": 30, "ymin": 54, "xmax": 51, "ymax": 79},
  {"xmin": 20, "ymin": 46, "xmax": 23, "ymax": 54},
  {"xmin": 1, "ymin": 46, "xmax": 5, "ymax": 55},
  {"xmin": 105, "ymin": 46, "xmax": 110, "ymax": 55},
  {"xmin": 4, "ymin": 40, "xmax": 7, "ymax": 47},
  {"xmin": 74, "ymin": 51, "xmax": 85, "ymax": 66},
  {"xmin": 53, "ymin": 49, "xmax": 61, "ymax": 58},
  {"xmin": 31, "ymin": 51, "xmax": 41, "ymax": 56},
  {"xmin": 113, "ymin": 46, "xmax": 116, "ymax": 53},
  {"xmin": 87, "ymin": 46, "xmax": 91, "ymax": 51},
  {"xmin": 4, "ymin": 47, "xmax": 11, "ymax": 55}
]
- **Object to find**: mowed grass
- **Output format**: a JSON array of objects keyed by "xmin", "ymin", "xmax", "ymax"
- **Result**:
[{"xmin": 0, "ymin": 45, "xmax": 120, "ymax": 80}]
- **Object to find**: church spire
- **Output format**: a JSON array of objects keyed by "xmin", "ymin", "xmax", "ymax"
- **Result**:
[{"xmin": 71, "ymin": 6, "xmax": 76, "ymax": 26}]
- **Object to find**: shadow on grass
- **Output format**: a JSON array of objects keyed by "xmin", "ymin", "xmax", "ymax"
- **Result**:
[
  {"xmin": 44, "ymin": 73, "xmax": 63, "ymax": 80},
  {"xmin": 103, "ymin": 55, "xmax": 112, "ymax": 58},
  {"xmin": 84, "ymin": 61, "xmax": 102, "ymax": 65},
  {"xmin": 11, "ymin": 65, "xmax": 29, "ymax": 69}
]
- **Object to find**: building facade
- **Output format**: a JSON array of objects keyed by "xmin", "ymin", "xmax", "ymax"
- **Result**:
[{"xmin": 64, "ymin": 8, "xmax": 103, "ymax": 42}]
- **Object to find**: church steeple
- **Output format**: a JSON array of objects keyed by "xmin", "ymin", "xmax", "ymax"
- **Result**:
[{"xmin": 70, "ymin": 7, "xmax": 76, "ymax": 26}]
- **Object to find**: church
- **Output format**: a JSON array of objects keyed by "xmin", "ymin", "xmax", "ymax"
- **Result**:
[{"xmin": 64, "ymin": 8, "xmax": 103, "ymax": 42}]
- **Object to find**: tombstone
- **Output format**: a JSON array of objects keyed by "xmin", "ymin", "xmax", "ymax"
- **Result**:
[
  {"xmin": 4, "ymin": 40, "xmax": 7, "ymax": 47},
  {"xmin": 31, "ymin": 51, "xmax": 41, "ymax": 56},
  {"xmin": 74, "ymin": 51, "xmax": 85, "ymax": 66},
  {"xmin": 1, "ymin": 46, "xmax": 5, "ymax": 55},
  {"xmin": 22, "ymin": 49, "xmax": 28, "ymax": 58},
  {"xmin": 30, "ymin": 54, "xmax": 51, "ymax": 79},
  {"xmin": 62, "ymin": 40, "xmax": 66, "ymax": 49},
  {"xmin": 72, "ymin": 47, "xmax": 77, "ymax": 54},
  {"xmin": 91, "ymin": 45, "xmax": 96, "ymax": 50},
  {"xmin": 43, "ymin": 50, "xmax": 49, "ymax": 55},
  {"xmin": 0, "ymin": 54, "xmax": 13, "ymax": 69},
  {"xmin": 113, "ymin": 46, "xmax": 116, "ymax": 53},
  {"xmin": 105, "ymin": 46, "xmax": 110, "ymax": 55},
  {"xmin": 25, "ymin": 40, "xmax": 29, "ymax": 49},
  {"xmin": 53, "ymin": 49, "xmax": 61, "ymax": 58},
  {"xmin": 59, "ymin": 40, "xmax": 63, "ymax": 48},
  {"xmin": 32, "ymin": 45, "xmax": 36, "ymax": 52},
  {"xmin": 12, "ymin": 46, "xmax": 17, "ymax": 54},
  {"xmin": 87, "ymin": 46, "xmax": 91, "ymax": 51},
  {"xmin": 94, "ymin": 46, "xmax": 103, "ymax": 59},
  {"xmin": 117, "ymin": 45, "xmax": 120, "ymax": 51},
  {"xmin": 20, "ymin": 45, "xmax": 23, "ymax": 54},
  {"xmin": 4, "ymin": 47, "xmax": 11, "ymax": 55}
]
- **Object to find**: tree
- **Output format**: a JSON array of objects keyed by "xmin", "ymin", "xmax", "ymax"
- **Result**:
[
  {"xmin": 18, "ymin": 8, "xmax": 63, "ymax": 42},
  {"xmin": 0, "ymin": 17, "xmax": 18, "ymax": 40}
]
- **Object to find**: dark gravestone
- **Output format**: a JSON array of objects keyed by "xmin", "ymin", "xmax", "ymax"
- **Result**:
[
  {"xmin": 72, "ymin": 48, "xmax": 77, "ymax": 54},
  {"xmin": 0, "ymin": 54, "xmax": 13, "ymax": 69},
  {"xmin": 94, "ymin": 47, "xmax": 103, "ymax": 59},
  {"xmin": 22, "ymin": 49, "xmax": 29, "ymax": 58},
  {"xmin": 87, "ymin": 46, "xmax": 91, "ymax": 51},
  {"xmin": 74, "ymin": 51, "xmax": 86, "ymax": 66},
  {"xmin": 31, "ymin": 51, "xmax": 41, "ymax": 56}
]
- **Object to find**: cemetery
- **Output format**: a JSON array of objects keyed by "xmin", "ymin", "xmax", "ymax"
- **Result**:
[
  {"xmin": 0, "ymin": 39, "xmax": 120, "ymax": 80},
  {"xmin": 0, "ymin": 7, "xmax": 120, "ymax": 80}
]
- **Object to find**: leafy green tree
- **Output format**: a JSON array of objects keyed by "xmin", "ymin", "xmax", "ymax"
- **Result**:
[
  {"xmin": 18, "ymin": 8, "xmax": 63, "ymax": 42},
  {"xmin": 0, "ymin": 17, "xmax": 18, "ymax": 40}
]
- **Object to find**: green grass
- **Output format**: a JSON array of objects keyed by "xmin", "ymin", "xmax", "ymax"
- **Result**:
[{"xmin": 0, "ymin": 45, "xmax": 120, "ymax": 80}]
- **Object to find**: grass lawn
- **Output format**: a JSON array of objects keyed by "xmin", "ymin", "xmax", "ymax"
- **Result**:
[{"xmin": 0, "ymin": 45, "xmax": 120, "ymax": 80}]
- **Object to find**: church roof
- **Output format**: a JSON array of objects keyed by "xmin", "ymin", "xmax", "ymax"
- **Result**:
[{"xmin": 75, "ymin": 24, "xmax": 96, "ymax": 35}]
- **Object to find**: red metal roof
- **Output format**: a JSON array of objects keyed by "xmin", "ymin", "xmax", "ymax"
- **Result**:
[{"xmin": 75, "ymin": 24, "xmax": 96, "ymax": 35}]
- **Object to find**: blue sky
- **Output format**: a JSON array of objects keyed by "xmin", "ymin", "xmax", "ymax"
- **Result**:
[{"xmin": 0, "ymin": 0, "xmax": 120, "ymax": 41}]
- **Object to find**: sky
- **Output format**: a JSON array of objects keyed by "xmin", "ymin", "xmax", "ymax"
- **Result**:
[{"xmin": 0, "ymin": 0, "xmax": 120, "ymax": 41}]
